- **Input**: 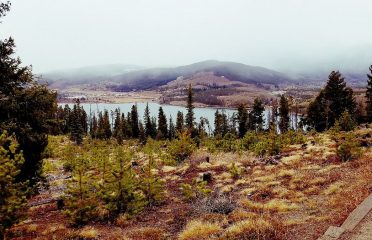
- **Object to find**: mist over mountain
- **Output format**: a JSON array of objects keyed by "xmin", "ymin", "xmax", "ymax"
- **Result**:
[
  {"xmin": 43, "ymin": 55, "xmax": 371, "ymax": 91},
  {"xmin": 42, "ymin": 64, "xmax": 143, "ymax": 88},
  {"xmin": 43, "ymin": 60, "xmax": 294, "ymax": 91}
]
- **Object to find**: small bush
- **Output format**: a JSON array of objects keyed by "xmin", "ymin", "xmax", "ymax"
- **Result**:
[
  {"xmin": 228, "ymin": 163, "xmax": 244, "ymax": 179},
  {"xmin": 181, "ymin": 179, "xmax": 212, "ymax": 202},
  {"xmin": 169, "ymin": 131, "xmax": 195, "ymax": 162},
  {"xmin": 336, "ymin": 133, "xmax": 361, "ymax": 161},
  {"xmin": 338, "ymin": 111, "xmax": 356, "ymax": 131}
]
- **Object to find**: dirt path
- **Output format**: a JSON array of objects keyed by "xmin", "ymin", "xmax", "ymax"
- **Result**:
[{"xmin": 340, "ymin": 211, "xmax": 372, "ymax": 240}]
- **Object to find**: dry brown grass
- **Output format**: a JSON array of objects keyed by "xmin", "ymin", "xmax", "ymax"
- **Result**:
[
  {"xmin": 178, "ymin": 220, "xmax": 222, "ymax": 240},
  {"xmin": 128, "ymin": 227, "xmax": 167, "ymax": 240},
  {"xmin": 8, "ymin": 129, "xmax": 372, "ymax": 240}
]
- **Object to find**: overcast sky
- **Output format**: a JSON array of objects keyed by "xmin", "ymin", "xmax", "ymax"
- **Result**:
[{"xmin": 1, "ymin": 0, "xmax": 372, "ymax": 73}]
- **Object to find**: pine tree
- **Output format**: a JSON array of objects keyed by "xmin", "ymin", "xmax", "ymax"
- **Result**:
[
  {"xmin": 366, "ymin": 65, "xmax": 372, "ymax": 122},
  {"xmin": 113, "ymin": 109, "xmax": 123, "ymax": 144},
  {"xmin": 197, "ymin": 117, "xmax": 209, "ymax": 139},
  {"xmin": 63, "ymin": 105, "xmax": 72, "ymax": 133},
  {"xmin": 168, "ymin": 116, "xmax": 176, "ymax": 140},
  {"xmin": 144, "ymin": 103, "xmax": 155, "ymax": 138},
  {"xmin": 0, "ymin": 3, "xmax": 57, "ymax": 184},
  {"xmin": 138, "ymin": 121, "xmax": 146, "ymax": 145},
  {"xmin": 279, "ymin": 95, "xmax": 290, "ymax": 133},
  {"xmin": 185, "ymin": 84, "xmax": 195, "ymax": 131},
  {"xmin": 104, "ymin": 148, "xmax": 143, "ymax": 216},
  {"xmin": 103, "ymin": 110, "xmax": 112, "ymax": 139},
  {"xmin": 97, "ymin": 112, "xmax": 105, "ymax": 139},
  {"xmin": 270, "ymin": 99, "xmax": 278, "ymax": 130},
  {"xmin": 90, "ymin": 115, "xmax": 98, "ymax": 138},
  {"xmin": 70, "ymin": 102, "xmax": 84, "ymax": 145},
  {"xmin": 123, "ymin": 112, "xmax": 132, "ymax": 138},
  {"xmin": 337, "ymin": 110, "xmax": 356, "ymax": 131},
  {"xmin": 237, "ymin": 104, "xmax": 248, "ymax": 138},
  {"xmin": 130, "ymin": 105, "xmax": 139, "ymax": 138},
  {"xmin": 0, "ymin": 131, "xmax": 28, "ymax": 239},
  {"xmin": 176, "ymin": 111, "xmax": 184, "ymax": 134},
  {"xmin": 249, "ymin": 98, "xmax": 265, "ymax": 132},
  {"xmin": 157, "ymin": 107, "xmax": 168, "ymax": 140},
  {"xmin": 140, "ymin": 147, "xmax": 165, "ymax": 206},
  {"xmin": 64, "ymin": 152, "xmax": 98, "ymax": 225},
  {"xmin": 214, "ymin": 110, "xmax": 223, "ymax": 137},
  {"xmin": 307, "ymin": 71, "xmax": 356, "ymax": 131},
  {"xmin": 80, "ymin": 108, "xmax": 88, "ymax": 134}
]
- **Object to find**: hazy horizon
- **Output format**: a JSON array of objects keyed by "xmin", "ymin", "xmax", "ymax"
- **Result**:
[{"xmin": 2, "ymin": 0, "xmax": 372, "ymax": 74}]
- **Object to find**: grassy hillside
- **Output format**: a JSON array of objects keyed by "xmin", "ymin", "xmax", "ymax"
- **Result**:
[{"xmin": 7, "ymin": 126, "xmax": 372, "ymax": 240}]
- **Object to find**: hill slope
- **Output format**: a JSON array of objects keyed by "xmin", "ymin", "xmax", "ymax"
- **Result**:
[{"xmin": 111, "ymin": 60, "xmax": 293, "ymax": 91}]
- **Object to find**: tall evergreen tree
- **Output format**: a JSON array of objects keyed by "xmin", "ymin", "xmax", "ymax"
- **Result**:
[
  {"xmin": 97, "ymin": 112, "xmax": 105, "ymax": 139},
  {"xmin": 168, "ymin": 116, "xmax": 176, "ymax": 140},
  {"xmin": 0, "ymin": 3, "xmax": 57, "ymax": 184},
  {"xmin": 307, "ymin": 71, "xmax": 356, "ymax": 131},
  {"xmin": 124, "ymin": 112, "xmax": 133, "ymax": 138},
  {"xmin": 113, "ymin": 109, "xmax": 121, "ymax": 138},
  {"xmin": 113, "ymin": 109, "xmax": 124, "ymax": 144},
  {"xmin": 103, "ymin": 110, "xmax": 112, "ymax": 139},
  {"xmin": 157, "ymin": 107, "xmax": 168, "ymax": 140},
  {"xmin": 214, "ymin": 110, "xmax": 228, "ymax": 137},
  {"xmin": 143, "ymin": 103, "xmax": 153, "ymax": 138},
  {"xmin": 279, "ymin": 95, "xmax": 290, "ymax": 133},
  {"xmin": 138, "ymin": 121, "xmax": 146, "ymax": 145},
  {"xmin": 237, "ymin": 104, "xmax": 248, "ymax": 138},
  {"xmin": 249, "ymin": 98, "xmax": 265, "ymax": 132},
  {"xmin": 366, "ymin": 65, "xmax": 372, "ymax": 122},
  {"xmin": 270, "ymin": 99, "xmax": 278, "ymax": 130},
  {"xmin": 90, "ymin": 115, "xmax": 98, "ymax": 138},
  {"xmin": 176, "ymin": 111, "xmax": 184, "ymax": 133},
  {"xmin": 62, "ymin": 104, "xmax": 72, "ymax": 133},
  {"xmin": 70, "ymin": 102, "xmax": 84, "ymax": 145},
  {"xmin": 185, "ymin": 84, "xmax": 195, "ymax": 131},
  {"xmin": 130, "ymin": 105, "xmax": 139, "ymax": 138},
  {"xmin": 214, "ymin": 110, "xmax": 223, "ymax": 137}
]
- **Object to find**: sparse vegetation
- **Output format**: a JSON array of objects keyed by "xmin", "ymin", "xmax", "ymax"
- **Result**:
[{"xmin": 2, "ymin": 2, "xmax": 372, "ymax": 238}]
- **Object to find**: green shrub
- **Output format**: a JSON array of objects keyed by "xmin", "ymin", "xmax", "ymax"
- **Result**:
[
  {"xmin": 337, "ymin": 111, "xmax": 356, "ymax": 131},
  {"xmin": 169, "ymin": 131, "xmax": 195, "ymax": 162},
  {"xmin": 0, "ymin": 132, "xmax": 28, "ymax": 238},
  {"xmin": 242, "ymin": 131, "xmax": 259, "ymax": 150},
  {"xmin": 181, "ymin": 179, "xmax": 212, "ymax": 201},
  {"xmin": 336, "ymin": 132, "xmax": 361, "ymax": 161},
  {"xmin": 281, "ymin": 130, "xmax": 306, "ymax": 145},
  {"xmin": 228, "ymin": 163, "xmax": 244, "ymax": 179}
]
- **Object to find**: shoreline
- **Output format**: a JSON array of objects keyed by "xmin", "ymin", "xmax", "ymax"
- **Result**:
[{"xmin": 57, "ymin": 99, "xmax": 238, "ymax": 110}]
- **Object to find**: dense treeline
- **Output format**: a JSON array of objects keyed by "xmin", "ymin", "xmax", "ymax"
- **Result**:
[{"xmin": 57, "ymin": 68, "xmax": 372, "ymax": 147}]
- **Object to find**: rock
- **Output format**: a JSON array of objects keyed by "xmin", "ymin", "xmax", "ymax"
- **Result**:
[
  {"xmin": 202, "ymin": 172, "xmax": 212, "ymax": 182},
  {"xmin": 57, "ymin": 198, "xmax": 64, "ymax": 210}
]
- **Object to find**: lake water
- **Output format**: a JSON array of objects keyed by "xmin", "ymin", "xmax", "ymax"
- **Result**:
[{"xmin": 59, "ymin": 102, "xmax": 295, "ymax": 130}]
